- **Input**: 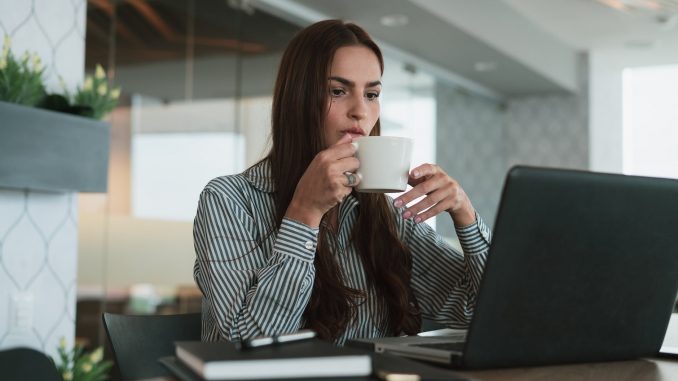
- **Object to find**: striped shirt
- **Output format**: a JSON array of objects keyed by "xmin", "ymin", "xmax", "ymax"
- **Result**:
[{"xmin": 193, "ymin": 159, "xmax": 492, "ymax": 345}]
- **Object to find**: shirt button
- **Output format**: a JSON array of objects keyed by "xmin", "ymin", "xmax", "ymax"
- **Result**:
[{"xmin": 304, "ymin": 241, "xmax": 314, "ymax": 250}]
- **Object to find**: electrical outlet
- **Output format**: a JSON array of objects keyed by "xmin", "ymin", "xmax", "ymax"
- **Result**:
[{"xmin": 11, "ymin": 291, "xmax": 33, "ymax": 332}]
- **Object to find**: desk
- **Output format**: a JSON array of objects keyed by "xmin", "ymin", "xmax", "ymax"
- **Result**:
[
  {"xmin": 458, "ymin": 358, "xmax": 678, "ymax": 381},
  {"xmin": 152, "ymin": 356, "xmax": 678, "ymax": 381}
]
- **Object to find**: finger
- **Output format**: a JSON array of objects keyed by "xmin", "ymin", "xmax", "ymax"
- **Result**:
[
  {"xmin": 321, "ymin": 140, "xmax": 357, "ymax": 161},
  {"xmin": 335, "ymin": 156, "xmax": 360, "ymax": 173},
  {"xmin": 413, "ymin": 197, "xmax": 454, "ymax": 223},
  {"xmin": 408, "ymin": 164, "xmax": 439, "ymax": 185},
  {"xmin": 395, "ymin": 173, "xmax": 447, "ymax": 208},
  {"xmin": 333, "ymin": 132, "xmax": 353, "ymax": 146},
  {"xmin": 401, "ymin": 187, "xmax": 451, "ymax": 220}
]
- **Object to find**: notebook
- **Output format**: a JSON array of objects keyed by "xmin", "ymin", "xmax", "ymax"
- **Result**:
[
  {"xmin": 161, "ymin": 351, "xmax": 473, "ymax": 381},
  {"xmin": 351, "ymin": 166, "xmax": 678, "ymax": 369},
  {"xmin": 175, "ymin": 339, "xmax": 371, "ymax": 380}
]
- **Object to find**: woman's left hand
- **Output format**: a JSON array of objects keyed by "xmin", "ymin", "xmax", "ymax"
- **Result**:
[{"xmin": 393, "ymin": 164, "xmax": 476, "ymax": 227}]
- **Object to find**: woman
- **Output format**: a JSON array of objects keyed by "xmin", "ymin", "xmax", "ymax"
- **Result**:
[{"xmin": 193, "ymin": 20, "xmax": 491, "ymax": 345}]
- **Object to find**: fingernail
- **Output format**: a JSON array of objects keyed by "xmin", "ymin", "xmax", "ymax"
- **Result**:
[
  {"xmin": 413, "ymin": 171, "xmax": 420, "ymax": 178},
  {"xmin": 414, "ymin": 217, "xmax": 422, "ymax": 223},
  {"xmin": 402, "ymin": 211, "xmax": 411, "ymax": 219},
  {"xmin": 394, "ymin": 199, "xmax": 403, "ymax": 207}
]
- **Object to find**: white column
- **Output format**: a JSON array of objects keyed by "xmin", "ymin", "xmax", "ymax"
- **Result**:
[{"xmin": 0, "ymin": 0, "xmax": 86, "ymax": 358}]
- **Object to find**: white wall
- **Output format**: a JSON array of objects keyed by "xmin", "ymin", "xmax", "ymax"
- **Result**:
[
  {"xmin": 589, "ymin": 50, "xmax": 625, "ymax": 173},
  {"xmin": 78, "ymin": 214, "xmax": 195, "ymax": 289},
  {"xmin": 0, "ymin": 0, "xmax": 86, "ymax": 357},
  {"xmin": 589, "ymin": 44, "xmax": 678, "ymax": 174}
]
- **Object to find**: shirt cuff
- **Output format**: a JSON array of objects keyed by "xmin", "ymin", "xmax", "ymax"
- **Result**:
[
  {"xmin": 455, "ymin": 212, "xmax": 492, "ymax": 256},
  {"xmin": 273, "ymin": 217, "xmax": 320, "ymax": 262}
]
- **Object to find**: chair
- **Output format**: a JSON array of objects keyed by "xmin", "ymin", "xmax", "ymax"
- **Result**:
[
  {"xmin": 103, "ymin": 312, "xmax": 201, "ymax": 381},
  {"xmin": 0, "ymin": 347, "xmax": 63, "ymax": 381}
]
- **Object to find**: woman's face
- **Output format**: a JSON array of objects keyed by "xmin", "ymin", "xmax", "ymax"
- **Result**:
[{"xmin": 324, "ymin": 45, "xmax": 382, "ymax": 147}]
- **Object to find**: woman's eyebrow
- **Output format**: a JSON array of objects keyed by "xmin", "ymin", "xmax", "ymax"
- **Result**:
[{"xmin": 329, "ymin": 76, "xmax": 382, "ymax": 87}]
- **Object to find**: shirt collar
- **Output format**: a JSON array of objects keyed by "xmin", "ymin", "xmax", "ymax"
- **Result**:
[{"xmin": 243, "ymin": 159, "xmax": 275, "ymax": 193}]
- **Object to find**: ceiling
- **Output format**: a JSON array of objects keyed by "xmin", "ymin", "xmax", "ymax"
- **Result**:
[
  {"xmin": 257, "ymin": 0, "xmax": 678, "ymax": 98},
  {"xmin": 86, "ymin": 0, "xmax": 299, "ymax": 66},
  {"xmin": 85, "ymin": 0, "xmax": 678, "ymax": 100},
  {"xmin": 504, "ymin": 0, "xmax": 678, "ymax": 50}
]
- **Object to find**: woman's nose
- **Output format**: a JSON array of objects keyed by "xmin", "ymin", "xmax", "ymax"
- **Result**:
[{"xmin": 348, "ymin": 95, "xmax": 368, "ymax": 120}]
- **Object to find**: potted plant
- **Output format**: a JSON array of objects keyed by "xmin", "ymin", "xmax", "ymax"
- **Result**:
[
  {"xmin": 0, "ymin": 35, "xmax": 119, "ymax": 193},
  {"xmin": 53, "ymin": 337, "xmax": 113, "ymax": 381}
]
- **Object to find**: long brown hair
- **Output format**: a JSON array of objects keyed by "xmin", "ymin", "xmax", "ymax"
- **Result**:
[{"xmin": 267, "ymin": 20, "xmax": 421, "ymax": 340}]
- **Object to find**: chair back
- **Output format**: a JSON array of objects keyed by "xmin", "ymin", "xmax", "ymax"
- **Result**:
[
  {"xmin": 0, "ymin": 347, "xmax": 63, "ymax": 381},
  {"xmin": 103, "ymin": 312, "xmax": 201, "ymax": 380}
]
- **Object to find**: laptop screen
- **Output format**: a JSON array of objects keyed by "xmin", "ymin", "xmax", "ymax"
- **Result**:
[{"xmin": 462, "ymin": 166, "xmax": 678, "ymax": 368}]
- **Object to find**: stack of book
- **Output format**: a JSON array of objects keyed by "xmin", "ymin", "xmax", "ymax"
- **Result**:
[{"xmin": 165, "ymin": 338, "xmax": 372, "ymax": 380}]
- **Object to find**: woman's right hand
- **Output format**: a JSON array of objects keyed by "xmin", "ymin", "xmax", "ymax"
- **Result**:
[{"xmin": 285, "ymin": 133, "xmax": 360, "ymax": 227}]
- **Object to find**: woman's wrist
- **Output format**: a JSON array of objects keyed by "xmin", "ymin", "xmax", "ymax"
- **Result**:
[
  {"xmin": 285, "ymin": 200, "xmax": 323, "ymax": 228},
  {"xmin": 449, "ymin": 202, "xmax": 476, "ymax": 228}
]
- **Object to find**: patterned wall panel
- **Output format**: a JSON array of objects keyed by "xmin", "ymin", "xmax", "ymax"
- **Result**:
[
  {"xmin": 0, "ymin": 0, "xmax": 86, "ymax": 357},
  {"xmin": 436, "ymin": 84, "xmax": 505, "ymax": 237},
  {"xmin": 504, "ymin": 94, "xmax": 589, "ymax": 171},
  {"xmin": 435, "ymin": 84, "xmax": 588, "ymax": 239}
]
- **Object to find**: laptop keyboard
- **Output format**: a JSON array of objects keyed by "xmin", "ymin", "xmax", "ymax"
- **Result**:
[{"xmin": 411, "ymin": 341, "xmax": 465, "ymax": 352}]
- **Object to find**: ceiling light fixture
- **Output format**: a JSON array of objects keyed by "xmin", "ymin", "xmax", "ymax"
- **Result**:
[
  {"xmin": 474, "ymin": 62, "xmax": 498, "ymax": 72},
  {"xmin": 624, "ymin": 39, "xmax": 659, "ymax": 48},
  {"xmin": 595, "ymin": 0, "xmax": 678, "ymax": 13},
  {"xmin": 380, "ymin": 14, "xmax": 409, "ymax": 27}
]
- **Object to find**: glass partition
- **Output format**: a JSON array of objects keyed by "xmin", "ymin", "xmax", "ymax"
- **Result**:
[
  {"xmin": 76, "ymin": 1, "xmax": 439, "ymax": 361},
  {"xmin": 76, "ymin": 0, "xmax": 301, "ymax": 356}
]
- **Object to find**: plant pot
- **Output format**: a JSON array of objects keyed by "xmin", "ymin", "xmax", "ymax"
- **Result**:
[{"xmin": 0, "ymin": 101, "xmax": 110, "ymax": 192}]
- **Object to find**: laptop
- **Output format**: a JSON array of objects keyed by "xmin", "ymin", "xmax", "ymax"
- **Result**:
[{"xmin": 350, "ymin": 166, "xmax": 678, "ymax": 369}]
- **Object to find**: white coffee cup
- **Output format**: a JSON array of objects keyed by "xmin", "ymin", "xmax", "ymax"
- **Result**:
[{"xmin": 351, "ymin": 136, "xmax": 413, "ymax": 193}]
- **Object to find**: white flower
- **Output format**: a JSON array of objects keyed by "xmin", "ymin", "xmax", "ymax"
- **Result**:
[
  {"xmin": 31, "ymin": 53, "xmax": 41, "ymax": 72},
  {"xmin": 83, "ymin": 76, "xmax": 93, "ymax": 91},
  {"xmin": 2, "ymin": 35, "xmax": 11, "ymax": 57},
  {"xmin": 81, "ymin": 362, "xmax": 93, "ymax": 372},
  {"xmin": 97, "ymin": 82, "xmax": 107, "ymax": 96},
  {"xmin": 0, "ymin": 57, "xmax": 6, "ymax": 70},
  {"xmin": 90, "ymin": 347, "xmax": 103, "ymax": 363},
  {"xmin": 95, "ymin": 64, "xmax": 106, "ymax": 79},
  {"xmin": 58, "ymin": 76, "xmax": 67, "ymax": 90},
  {"xmin": 111, "ymin": 87, "xmax": 121, "ymax": 99},
  {"xmin": 63, "ymin": 371, "xmax": 73, "ymax": 381},
  {"xmin": 59, "ymin": 337, "xmax": 67, "ymax": 350}
]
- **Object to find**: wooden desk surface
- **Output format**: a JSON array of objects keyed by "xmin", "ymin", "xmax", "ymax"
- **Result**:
[
  {"xmin": 146, "ymin": 358, "xmax": 678, "ymax": 381},
  {"xmin": 457, "ymin": 358, "xmax": 678, "ymax": 381}
]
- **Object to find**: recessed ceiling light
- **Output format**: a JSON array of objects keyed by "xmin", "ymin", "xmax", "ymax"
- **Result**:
[
  {"xmin": 474, "ymin": 62, "xmax": 498, "ymax": 72},
  {"xmin": 380, "ymin": 14, "xmax": 409, "ymax": 27},
  {"xmin": 624, "ymin": 39, "xmax": 659, "ymax": 49}
]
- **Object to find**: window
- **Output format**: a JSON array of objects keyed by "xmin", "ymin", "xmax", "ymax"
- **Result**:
[{"xmin": 623, "ymin": 65, "xmax": 678, "ymax": 179}]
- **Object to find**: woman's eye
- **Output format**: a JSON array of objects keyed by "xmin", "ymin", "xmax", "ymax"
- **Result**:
[
  {"xmin": 366, "ymin": 92, "xmax": 380, "ymax": 100},
  {"xmin": 330, "ymin": 88, "xmax": 345, "ymax": 97}
]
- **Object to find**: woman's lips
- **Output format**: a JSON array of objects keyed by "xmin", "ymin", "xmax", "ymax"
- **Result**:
[{"xmin": 343, "ymin": 128, "xmax": 365, "ymax": 139}]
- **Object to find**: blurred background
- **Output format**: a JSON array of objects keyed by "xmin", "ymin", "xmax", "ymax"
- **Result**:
[{"xmin": 2, "ymin": 0, "xmax": 678, "ymax": 377}]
